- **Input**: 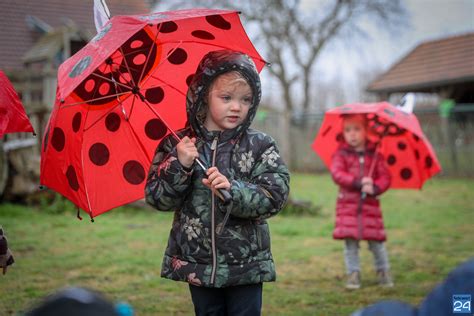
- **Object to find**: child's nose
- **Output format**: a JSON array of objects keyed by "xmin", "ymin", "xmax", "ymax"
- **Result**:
[{"xmin": 230, "ymin": 101, "xmax": 241, "ymax": 111}]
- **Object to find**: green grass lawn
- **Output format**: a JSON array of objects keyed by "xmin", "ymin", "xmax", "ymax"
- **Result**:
[{"xmin": 1, "ymin": 173, "xmax": 473, "ymax": 315}]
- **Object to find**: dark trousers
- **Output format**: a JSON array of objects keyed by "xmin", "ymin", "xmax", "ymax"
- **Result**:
[{"xmin": 189, "ymin": 283, "xmax": 263, "ymax": 316}]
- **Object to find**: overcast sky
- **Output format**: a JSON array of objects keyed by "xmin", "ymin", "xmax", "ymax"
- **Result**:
[{"xmin": 318, "ymin": 0, "xmax": 474, "ymax": 82}]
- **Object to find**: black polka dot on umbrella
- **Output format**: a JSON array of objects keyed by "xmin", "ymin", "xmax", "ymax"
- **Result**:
[
  {"xmin": 400, "ymin": 168, "xmax": 412, "ymax": 180},
  {"xmin": 89, "ymin": 143, "xmax": 110, "ymax": 166},
  {"xmin": 206, "ymin": 15, "xmax": 231, "ymax": 30},
  {"xmin": 397, "ymin": 141, "xmax": 407, "ymax": 151},
  {"xmin": 191, "ymin": 30, "xmax": 215, "ymax": 40},
  {"xmin": 51, "ymin": 127, "xmax": 66, "ymax": 152},
  {"xmin": 186, "ymin": 74, "xmax": 194, "ymax": 86},
  {"xmin": 158, "ymin": 21, "xmax": 178, "ymax": 33},
  {"xmin": 336, "ymin": 133, "xmax": 344, "ymax": 142},
  {"xmin": 72, "ymin": 113, "xmax": 82, "ymax": 133},
  {"xmin": 387, "ymin": 154, "xmax": 397, "ymax": 166},
  {"xmin": 123, "ymin": 160, "xmax": 146, "ymax": 185},
  {"xmin": 145, "ymin": 119, "xmax": 167, "ymax": 140},
  {"xmin": 425, "ymin": 156, "xmax": 433, "ymax": 169},
  {"xmin": 66, "ymin": 165, "xmax": 79, "ymax": 191},
  {"xmin": 414, "ymin": 149, "xmax": 420, "ymax": 160},
  {"xmin": 168, "ymin": 48, "xmax": 188, "ymax": 65},
  {"xmin": 413, "ymin": 134, "xmax": 420, "ymax": 142},
  {"xmin": 145, "ymin": 87, "xmax": 164, "ymax": 104},
  {"xmin": 105, "ymin": 112, "xmax": 121, "ymax": 132}
]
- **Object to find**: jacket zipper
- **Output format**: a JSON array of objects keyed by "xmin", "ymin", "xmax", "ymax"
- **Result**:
[
  {"xmin": 210, "ymin": 136, "xmax": 218, "ymax": 285},
  {"xmin": 357, "ymin": 152, "xmax": 365, "ymax": 240}
]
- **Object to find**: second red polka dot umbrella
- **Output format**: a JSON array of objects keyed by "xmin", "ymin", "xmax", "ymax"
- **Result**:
[
  {"xmin": 40, "ymin": 9, "xmax": 266, "ymax": 219},
  {"xmin": 312, "ymin": 102, "xmax": 441, "ymax": 189}
]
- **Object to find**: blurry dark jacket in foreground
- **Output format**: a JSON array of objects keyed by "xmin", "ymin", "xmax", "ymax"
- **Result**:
[{"xmin": 352, "ymin": 257, "xmax": 474, "ymax": 316}]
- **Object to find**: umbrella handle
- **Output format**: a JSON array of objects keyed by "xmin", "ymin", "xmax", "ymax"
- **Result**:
[
  {"xmin": 195, "ymin": 158, "xmax": 232, "ymax": 205},
  {"xmin": 215, "ymin": 186, "xmax": 232, "ymax": 205},
  {"xmin": 361, "ymin": 142, "xmax": 381, "ymax": 200}
]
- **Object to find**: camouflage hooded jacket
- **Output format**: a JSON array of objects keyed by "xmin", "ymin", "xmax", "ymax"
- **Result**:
[{"xmin": 145, "ymin": 51, "xmax": 290, "ymax": 288}]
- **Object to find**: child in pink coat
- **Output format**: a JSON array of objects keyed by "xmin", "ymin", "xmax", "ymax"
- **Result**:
[{"xmin": 330, "ymin": 114, "xmax": 393, "ymax": 289}]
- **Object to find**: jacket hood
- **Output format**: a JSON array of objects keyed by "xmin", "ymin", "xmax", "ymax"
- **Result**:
[{"xmin": 185, "ymin": 50, "xmax": 262, "ymax": 141}]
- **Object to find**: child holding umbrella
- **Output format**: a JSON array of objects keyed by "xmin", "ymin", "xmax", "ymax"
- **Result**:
[
  {"xmin": 330, "ymin": 114, "xmax": 393, "ymax": 289},
  {"xmin": 145, "ymin": 50, "xmax": 290, "ymax": 315}
]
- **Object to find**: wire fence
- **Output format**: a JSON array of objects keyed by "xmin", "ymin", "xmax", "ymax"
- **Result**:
[{"xmin": 251, "ymin": 104, "xmax": 474, "ymax": 177}]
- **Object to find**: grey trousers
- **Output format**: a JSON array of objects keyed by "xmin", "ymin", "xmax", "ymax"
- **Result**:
[{"xmin": 344, "ymin": 239, "xmax": 390, "ymax": 274}]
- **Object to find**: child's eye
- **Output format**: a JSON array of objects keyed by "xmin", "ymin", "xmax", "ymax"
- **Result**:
[
  {"xmin": 243, "ymin": 97, "xmax": 252, "ymax": 105},
  {"xmin": 221, "ymin": 95, "xmax": 231, "ymax": 102}
]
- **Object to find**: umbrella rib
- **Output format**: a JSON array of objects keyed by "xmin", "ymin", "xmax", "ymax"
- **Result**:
[
  {"xmin": 126, "ymin": 96, "xmax": 152, "ymax": 164},
  {"xmin": 128, "ymin": 92, "xmax": 136, "ymax": 119},
  {"xmin": 138, "ymin": 25, "xmax": 162, "ymax": 84},
  {"xmin": 138, "ymin": 42, "xmax": 185, "ymax": 89},
  {"xmin": 80, "ymin": 142, "xmax": 94, "ymax": 216},
  {"xmin": 113, "ymin": 62, "xmax": 142, "ymax": 84},
  {"xmin": 122, "ymin": 47, "xmax": 151, "ymax": 57},
  {"xmin": 143, "ymin": 98, "xmax": 180, "ymax": 142},
  {"xmin": 109, "ymin": 73, "xmax": 130, "ymax": 121},
  {"xmin": 118, "ymin": 47, "xmax": 137, "ymax": 88},
  {"xmin": 107, "ymin": 62, "xmax": 133, "ymax": 88},
  {"xmin": 82, "ymin": 93, "xmax": 135, "ymax": 132},
  {"xmin": 83, "ymin": 70, "xmax": 136, "ymax": 132},
  {"xmin": 60, "ymin": 91, "xmax": 130, "ymax": 108},
  {"xmin": 140, "ymin": 79, "xmax": 186, "ymax": 97},
  {"xmin": 91, "ymin": 72, "xmax": 133, "ymax": 91}
]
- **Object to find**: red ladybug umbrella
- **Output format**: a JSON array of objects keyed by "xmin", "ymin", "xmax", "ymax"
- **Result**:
[
  {"xmin": 0, "ymin": 70, "xmax": 35, "ymax": 138},
  {"xmin": 40, "ymin": 9, "xmax": 265, "ymax": 219},
  {"xmin": 312, "ymin": 102, "xmax": 441, "ymax": 189}
]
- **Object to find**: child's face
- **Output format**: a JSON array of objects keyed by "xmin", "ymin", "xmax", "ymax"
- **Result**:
[
  {"xmin": 343, "ymin": 118, "xmax": 366, "ymax": 150},
  {"xmin": 204, "ymin": 72, "xmax": 252, "ymax": 131}
]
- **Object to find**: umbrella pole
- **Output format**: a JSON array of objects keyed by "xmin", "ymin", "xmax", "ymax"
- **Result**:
[
  {"xmin": 361, "ymin": 141, "xmax": 381, "ymax": 200},
  {"xmin": 367, "ymin": 141, "xmax": 381, "ymax": 178},
  {"xmin": 141, "ymin": 95, "xmax": 231, "ymax": 205}
]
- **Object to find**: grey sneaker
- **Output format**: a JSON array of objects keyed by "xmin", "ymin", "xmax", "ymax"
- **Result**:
[
  {"xmin": 377, "ymin": 270, "xmax": 394, "ymax": 287},
  {"xmin": 345, "ymin": 271, "xmax": 361, "ymax": 289}
]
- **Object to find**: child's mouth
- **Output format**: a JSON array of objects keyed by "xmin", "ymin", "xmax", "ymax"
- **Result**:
[{"xmin": 226, "ymin": 116, "xmax": 239, "ymax": 123}]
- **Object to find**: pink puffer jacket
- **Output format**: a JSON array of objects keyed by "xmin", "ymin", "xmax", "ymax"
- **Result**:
[{"xmin": 330, "ymin": 142, "xmax": 391, "ymax": 241}]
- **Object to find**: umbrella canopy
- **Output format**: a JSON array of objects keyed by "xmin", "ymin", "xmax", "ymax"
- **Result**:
[
  {"xmin": 312, "ymin": 102, "xmax": 441, "ymax": 189},
  {"xmin": 0, "ymin": 71, "xmax": 35, "ymax": 138},
  {"xmin": 40, "ymin": 9, "xmax": 266, "ymax": 218}
]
